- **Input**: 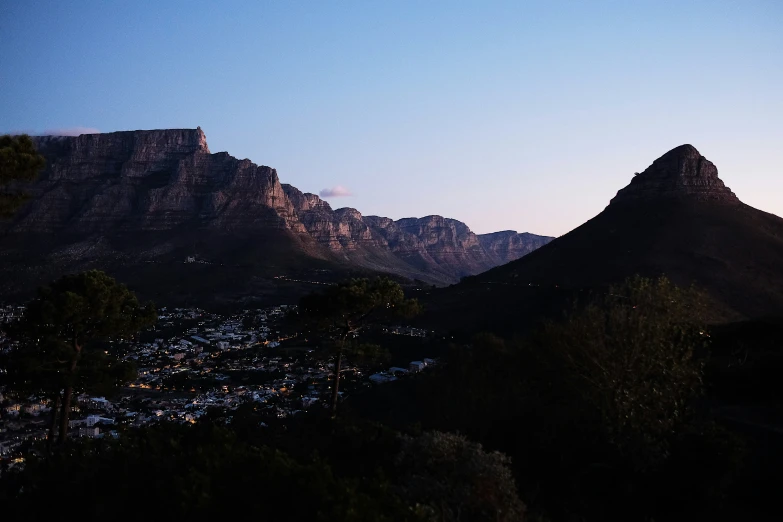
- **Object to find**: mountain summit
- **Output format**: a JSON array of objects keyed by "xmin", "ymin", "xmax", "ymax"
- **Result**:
[
  {"xmin": 431, "ymin": 144, "xmax": 783, "ymax": 329},
  {"xmin": 610, "ymin": 144, "xmax": 738, "ymax": 206}
]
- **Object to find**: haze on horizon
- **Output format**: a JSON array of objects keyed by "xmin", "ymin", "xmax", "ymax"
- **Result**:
[{"xmin": 1, "ymin": 0, "xmax": 781, "ymax": 237}]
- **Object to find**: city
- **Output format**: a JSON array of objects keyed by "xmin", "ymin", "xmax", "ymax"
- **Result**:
[{"xmin": 0, "ymin": 303, "xmax": 436, "ymax": 464}]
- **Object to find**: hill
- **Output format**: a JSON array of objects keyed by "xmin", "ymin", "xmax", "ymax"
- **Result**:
[{"xmin": 421, "ymin": 144, "xmax": 783, "ymax": 333}]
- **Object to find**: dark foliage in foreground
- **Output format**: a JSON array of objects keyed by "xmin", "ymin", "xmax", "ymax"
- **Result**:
[
  {"xmin": 351, "ymin": 277, "xmax": 747, "ymax": 521},
  {"xmin": 3, "ymin": 270, "xmax": 155, "ymax": 446},
  {"xmin": 0, "ymin": 275, "xmax": 766, "ymax": 521},
  {"xmin": 0, "ymin": 134, "xmax": 45, "ymax": 216},
  {"xmin": 0, "ymin": 420, "xmax": 526, "ymax": 522},
  {"xmin": 0, "ymin": 423, "xmax": 417, "ymax": 521}
]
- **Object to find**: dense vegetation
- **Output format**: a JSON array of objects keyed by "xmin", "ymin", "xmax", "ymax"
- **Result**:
[
  {"xmin": 2, "ymin": 274, "xmax": 780, "ymax": 521},
  {"xmin": 0, "ymin": 134, "xmax": 45, "ymax": 216},
  {"xmin": 2, "ymin": 270, "xmax": 156, "ymax": 448}
]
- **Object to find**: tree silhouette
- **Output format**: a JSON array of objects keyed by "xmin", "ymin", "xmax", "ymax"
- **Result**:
[
  {"xmin": 0, "ymin": 134, "xmax": 45, "ymax": 216},
  {"xmin": 396, "ymin": 431, "xmax": 527, "ymax": 522},
  {"xmin": 13, "ymin": 270, "xmax": 156, "ymax": 444},
  {"xmin": 297, "ymin": 278, "xmax": 420, "ymax": 416},
  {"xmin": 536, "ymin": 275, "xmax": 708, "ymax": 469}
]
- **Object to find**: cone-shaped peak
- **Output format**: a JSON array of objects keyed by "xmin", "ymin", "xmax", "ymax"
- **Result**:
[
  {"xmin": 658, "ymin": 143, "xmax": 700, "ymax": 160},
  {"xmin": 609, "ymin": 144, "xmax": 739, "ymax": 206}
]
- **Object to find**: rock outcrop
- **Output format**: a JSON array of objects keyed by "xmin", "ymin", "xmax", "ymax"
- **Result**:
[
  {"xmin": 478, "ymin": 231, "xmax": 555, "ymax": 265},
  {"xmin": 280, "ymin": 184, "xmax": 554, "ymax": 282},
  {"xmin": 1, "ymin": 128, "xmax": 553, "ymax": 300},
  {"xmin": 610, "ymin": 144, "xmax": 739, "ymax": 206},
  {"xmin": 17, "ymin": 128, "xmax": 304, "ymax": 234}
]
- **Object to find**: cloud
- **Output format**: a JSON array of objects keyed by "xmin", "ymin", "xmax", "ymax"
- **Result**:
[
  {"xmin": 42, "ymin": 127, "xmax": 100, "ymax": 136},
  {"xmin": 319, "ymin": 185, "xmax": 353, "ymax": 198}
]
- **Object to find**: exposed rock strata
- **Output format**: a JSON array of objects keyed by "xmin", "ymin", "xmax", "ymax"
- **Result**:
[
  {"xmin": 610, "ymin": 144, "xmax": 739, "ymax": 206},
  {"xmin": 478, "ymin": 231, "xmax": 555, "ymax": 266},
  {"xmin": 2, "ymin": 128, "xmax": 553, "ymax": 295}
]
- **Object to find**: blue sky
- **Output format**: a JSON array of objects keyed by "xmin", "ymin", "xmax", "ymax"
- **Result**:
[{"xmin": 1, "ymin": 0, "xmax": 781, "ymax": 236}]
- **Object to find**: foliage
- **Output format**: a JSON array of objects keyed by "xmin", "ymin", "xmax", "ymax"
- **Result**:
[
  {"xmin": 358, "ymin": 276, "xmax": 743, "ymax": 521},
  {"xmin": 9, "ymin": 270, "xmax": 155, "ymax": 443},
  {"xmin": 298, "ymin": 277, "xmax": 421, "ymax": 334},
  {"xmin": 0, "ymin": 423, "xmax": 424, "ymax": 522},
  {"xmin": 535, "ymin": 275, "xmax": 708, "ymax": 469},
  {"xmin": 297, "ymin": 277, "xmax": 420, "ymax": 415},
  {"xmin": 396, "ymin": 431, "xmax": 527, "ymax": 522},
  {"xmin": 0, "ymin": 134, "xmax": 45, "ymax": 216},
  {"xmin": 0, "ymin": 414, "xmax": 531, "ymax": 522},
  {"xmin": 21, "ymin": 269, "xmax": 156, "ymax": 345},
  {"xmin": 0, "ymin": 335, "xmax": 68, "ymax": 397}
]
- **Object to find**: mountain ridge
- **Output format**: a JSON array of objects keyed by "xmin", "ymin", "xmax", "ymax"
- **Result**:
[{"xmin": 0, "ymin": 128, "xmax": 552, "ymax": 302}]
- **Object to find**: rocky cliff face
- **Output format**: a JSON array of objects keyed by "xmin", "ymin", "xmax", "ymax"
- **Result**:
[
  {"xmin": 1, "ymin": 128, "xmax": 553, "ymax": 298},
  {"xmin": 17, "ymin": 128, "xmax": 305, "ymax": 234},
  {"xmin": 280, "ymin": 185, "xmax": 554, "ymax": 282},
  {"xmin": 478, "ymin": 231, "xmax": 555, "ymax": 265},
  {"xmin": 610, "ymin": 144, "xmax": 739, "ymax": 206}
]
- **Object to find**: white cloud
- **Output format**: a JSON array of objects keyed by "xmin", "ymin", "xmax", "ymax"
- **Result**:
[
  {"xmin": 42, "ymin": 127, "xmax": 100, "ymax": 136},
  {"xmin": 319, "ymin": 185, "xmax": 353, "ymax": 198}
]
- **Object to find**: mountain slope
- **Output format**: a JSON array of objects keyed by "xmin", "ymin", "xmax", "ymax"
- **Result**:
[
  {"xmin": 0, "ymin": 128, "xmax": 552, "ymax": 303},
  {"xmin": 422, "ymin": 144, "xmax": 783, "ymax": 332}
]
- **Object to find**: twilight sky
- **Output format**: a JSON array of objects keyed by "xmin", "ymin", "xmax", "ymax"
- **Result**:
[{"xmin": 1, "ymin": 0, "xmax": 781, "ymax": 237}]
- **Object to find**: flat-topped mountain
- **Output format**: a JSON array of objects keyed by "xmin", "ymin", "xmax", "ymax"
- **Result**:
[
  {"xmin": 0, "ymin": 128, "xmax": 552, "ymax": 303},
  {"xmin": 423, "ymin": 144, "xmax": 783, "ymax": 332}
]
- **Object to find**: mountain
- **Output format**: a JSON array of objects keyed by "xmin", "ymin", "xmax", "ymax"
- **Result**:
[
  {"xmin": 422, "ymin": 144, "xmax": 783, "ymax": 332},
  {"xmin": 0, "ymin": 128, "xmax": 552, "ymax": 304},
  {"xmin": 477, "ymin": 231, "xmax": 555, "ymax": 266}
]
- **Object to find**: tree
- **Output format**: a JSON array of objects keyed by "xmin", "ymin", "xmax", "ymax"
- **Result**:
[
  {"xmin": 0, "ymin": 134, "xmax": 45, "ymax": 216},
  {"xmin": 395, "ymin": 431, "xmax": 527, "ymax": 522},
  {"xmin": 297, "ymin": 278, "xmax": 420, "ymax": 416},
  {"xmin": 536, "ymin": 275, "xmax": 708, "ymax": 469},
  {"xmin": 0, "ymin": 423, "xmax": 425, "ymax": 521},
  {"xmin": 14, "ymin": 270, "xmax": 156, "ymax": 444},
  {"xmin": 0, "ymin": 335, "xmax": 69, "ymax": 452}
]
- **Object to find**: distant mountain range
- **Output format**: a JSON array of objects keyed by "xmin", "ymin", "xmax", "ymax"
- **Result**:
[
  {"xmin": 0, "ymin": 128, "xmax": 552, "ymax": 303},
  {"xmin": 423, "ymin": 144, "xmax": 783, "ymax": 331}
]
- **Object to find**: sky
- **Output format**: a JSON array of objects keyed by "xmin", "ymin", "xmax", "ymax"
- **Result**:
[{"xmin": 1, "ymin": 0, "xmax": 781, "ymax": 237}]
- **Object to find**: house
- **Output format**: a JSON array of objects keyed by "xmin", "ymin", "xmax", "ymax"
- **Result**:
[
  {"xmin": 0, "ymin": 440, "xmax": 22, "ymax": 456},
  {"xmin": 369, "ymin": 373, "xmax": 397, "ymax": 384},
  {"xmin": 85, "ymin": 415, "xmax": 114, "ymax": 427},
  {"xmin": 409, "ymin": 361, "xmax": 426, "ymax": 373},
  {"xmin": 87, "ymin": 397, "xmax": 112, "ymax": 411},
  {"xmin": 76, "ymin": 426, "xmax": 100, "ymax": 438},
  {"xmin": 24, "ymin": 403, "xmax": 49, "ymax": 416}
]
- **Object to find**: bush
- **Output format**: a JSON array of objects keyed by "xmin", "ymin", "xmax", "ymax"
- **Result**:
[{"xmin": 396, "ymin": 431, "xmax": 526, "ymax": 522}]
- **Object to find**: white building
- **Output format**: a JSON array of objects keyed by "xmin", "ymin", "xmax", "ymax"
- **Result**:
[
  {"xmin": 87, "ymin": 397, "xmax": 112, "ymax": 410},
  {"xmin": 369, "ymin": 373, "xmax": 397, "ymax": 384},
  {"xmin": 409, "ymin": 361, "xmax": 426, "ymax": 373}
]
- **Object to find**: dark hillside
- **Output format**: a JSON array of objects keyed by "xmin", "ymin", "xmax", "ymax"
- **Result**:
[{"xmin": 418, "ymin": 144, "xmax": 783, "ymax": 334}]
